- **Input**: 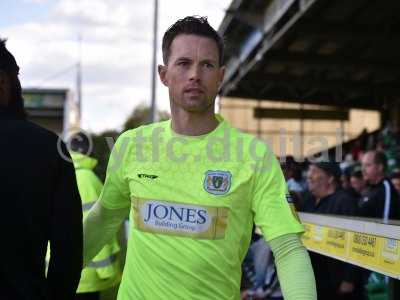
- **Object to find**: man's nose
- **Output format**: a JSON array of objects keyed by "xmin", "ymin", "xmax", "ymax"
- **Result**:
[{"xmin": 189, "ymin": 65, "xmax": 201, "ymax": 81}]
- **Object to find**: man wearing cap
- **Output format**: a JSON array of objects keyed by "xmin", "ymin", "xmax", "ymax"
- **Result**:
[
  {"xmin": 302, "ymin": 162, "xmax": 366, "ymax": 300},
  {"xmin": 0, "ymin": 39, "xmax": 83, "ymax": 299}
]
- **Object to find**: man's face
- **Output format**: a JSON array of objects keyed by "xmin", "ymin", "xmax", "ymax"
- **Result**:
[
  {"xmin": 158, "ymin": 34, "xmax": 224, "ymax": 114},
  {"xmin": 307, "ymin": 165, "xmax": 331, "ymax": 197},
  {"xmin": 362, "ymin": 152, "xmax": 382, "ymax": 183}
]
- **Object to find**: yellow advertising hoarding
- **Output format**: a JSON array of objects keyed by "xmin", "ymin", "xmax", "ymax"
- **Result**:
[{"xmin": 302, "ymin": 222, "xmax": 400, "ymax": 279}]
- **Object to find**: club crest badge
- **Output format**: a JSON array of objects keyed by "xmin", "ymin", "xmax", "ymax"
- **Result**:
[{"xmin": 204, "ymin": 170, "xmax": 232, "ymax": 195}]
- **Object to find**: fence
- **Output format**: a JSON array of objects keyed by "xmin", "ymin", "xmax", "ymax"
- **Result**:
[{"xmin": 299, "ymin": 212, "xmax": 400, "ymax": 300}]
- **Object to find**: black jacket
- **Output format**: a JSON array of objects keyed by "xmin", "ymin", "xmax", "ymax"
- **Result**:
[
  {"xmin": 301, "ymin": 189, "xmax": 366, "ymax": 300},
  {"xmin": 359, "ymin": 179, "xmax": 400, "ymax": 220},
  {"xmin": 0, "ymin": 109, "xmax": 82, "ymax": 300}
]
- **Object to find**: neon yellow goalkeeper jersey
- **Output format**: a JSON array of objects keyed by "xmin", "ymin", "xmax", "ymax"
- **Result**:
[{"xmin": 100, "ymin": 115, "xmax": 303, "ymax": 300}]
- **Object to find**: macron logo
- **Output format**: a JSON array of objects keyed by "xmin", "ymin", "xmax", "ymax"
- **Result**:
[{"xmin": 138, "ymin": 174, "xmax": 158, "ymax": 179}]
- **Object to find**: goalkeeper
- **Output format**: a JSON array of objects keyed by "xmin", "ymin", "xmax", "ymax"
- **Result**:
[{"xmin": 83, "ymin": 16, "xmax": 316, "ymax": 300}]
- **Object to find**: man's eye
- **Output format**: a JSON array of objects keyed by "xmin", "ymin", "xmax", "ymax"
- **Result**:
[
  {"xmin": 204, "ymin": 63, "xmax": 214, "ymax": 68},
  {"xmin": 178, "ymin": 61, "xmax": 189, "ymax": 66}
]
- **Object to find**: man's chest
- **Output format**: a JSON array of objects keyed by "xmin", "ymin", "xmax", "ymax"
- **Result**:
[{"xmin": 123, "ymin": 160, "xmax": 254, "ymax": 239}]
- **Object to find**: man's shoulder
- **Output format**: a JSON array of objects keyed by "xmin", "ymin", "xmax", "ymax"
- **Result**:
[
  {"xmin": 383, "ymin": 178, "xmax": 399, "ymax": 199},
  {"xmin": 0, "ymin": 118, "xmax": 63, "ymax": 168},
  {"xmin": 5, "ymin": 118, "xmax": 59, "ymax": 145},
  {"xmin": 118, "ymin": 120, "xmax": 170, "ymax": 139},
  {"xmin": 335, "ymin": 188, "xmax": 355, "ymax": 199},
  {"xmin": 224, "ymin": 122, "xmax": 259, "ymax": 141},
  {"xmin": 334, "ymin": 189, "xmax": 357, "ymax": 207},
  {"xmin": 367, "ymin": 181, "xmax": 387, "ymax": 197}
]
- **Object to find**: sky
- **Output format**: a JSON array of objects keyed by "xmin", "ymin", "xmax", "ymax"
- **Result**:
[{"xmin": 0, "ymin": 0, "xmax": 232, "ymax": 133}]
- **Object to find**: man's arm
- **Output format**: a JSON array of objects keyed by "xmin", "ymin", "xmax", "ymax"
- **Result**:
[
  {"xmin": 269, "ymin": 233, "xmax": 317, "ymax": 300},
  {"xmin": 251, "ymin": 150, "xmax": 313, "ymax": 298},
  {"xmin": 83, "ymin": 132, "xmax": 132, "ymax": 264},
  {"xmin": 83, "ymin": 201, "xmax": 129, "ymax": 265},
  {"xmin": 47, "ymin": 143, "xmax": 83, "ymax": 300}
]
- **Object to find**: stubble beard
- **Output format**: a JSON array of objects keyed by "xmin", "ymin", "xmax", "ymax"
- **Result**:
[{"xmin": 173, "ymin": 93, "xmax": 216, "ymax": 114}]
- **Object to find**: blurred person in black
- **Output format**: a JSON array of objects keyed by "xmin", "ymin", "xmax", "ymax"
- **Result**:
[
  {"xmin": 341, "ymin": 166, "xmax": 362, "ymax": 199},
  {"xmin": 350, "ymin": 167, "xmax": 367, "ymax": 198},
  {"xmin": 301, "ymin": 162, "xmax": 366, "ymax": 300},
  {"xmin": 361, "ymin": 151, "xmax": 400, "ymax": 220},
  {"xmin": 0, "ymin": 39, "xmax": 82, "ymax": 299}
]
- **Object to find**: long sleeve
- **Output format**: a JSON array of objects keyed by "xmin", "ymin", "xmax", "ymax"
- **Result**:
[
  {"xmin": 83, "ymin": 201, "xmax": 129, "ymax": 265},
  {"xmin": 83, "ymin": 132, "xmax": 131, "ymax": 265},
  {"xmin": 46, "ymin": 143, "xmax": 83, "ymax": 300},
  {"xmin": 269, "ymin": 233, "xmax": 317, "ymax": 300}
]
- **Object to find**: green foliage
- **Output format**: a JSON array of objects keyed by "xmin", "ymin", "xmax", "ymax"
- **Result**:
[{"xmin": 122, "ymin": 104, "xmax": 170, "ymax": 131}]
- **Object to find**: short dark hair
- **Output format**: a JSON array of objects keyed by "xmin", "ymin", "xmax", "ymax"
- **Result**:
[
  {"xmin": 162, "ymin": 16, "xmax": 224, "ymax": 65},
  {"xmin": 312, "ymin": 161, "xmax": 342, "ymax": 186},
  {"xmin": 0, "ymin": 39, "xmax": 18, "ymax": 73},
  {"xmin": 0, "ymin": 38, "xmax": 26, "ymax": 119}
]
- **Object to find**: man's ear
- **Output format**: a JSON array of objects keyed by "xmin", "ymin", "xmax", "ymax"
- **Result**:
[{"xmin": 158, "ymin": 65, "xmax": 168, "ymax": 87}]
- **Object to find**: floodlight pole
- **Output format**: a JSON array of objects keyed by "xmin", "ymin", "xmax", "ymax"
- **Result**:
[
  {"xmin": 77, "ymin": 34, "xmax": 82, "ymax": 124},
  {"xmin": 150, "ymin": 0, "xmax": 159, "ymax": 123}
]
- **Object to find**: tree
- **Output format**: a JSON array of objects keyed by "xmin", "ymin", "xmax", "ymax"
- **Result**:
[{"xmin": 122, "ymin": 104, "xmax": 170, "ymax": 131}]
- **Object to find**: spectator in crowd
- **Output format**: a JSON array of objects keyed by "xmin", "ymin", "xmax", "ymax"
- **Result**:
[
  {"xmin": 241, "ymin": 229, "xmax": 282, "ymax": 300},
  {"xmin": 361, "ymin": 151, "xmax": 400, "ymax": 220},
  {"xmin": 350, "ymin": 167, "xmax": 368, "ymax": 198},
  {"xmin": 0, "ymin": 38, "xmax": 82, "ymax": 299},
  {"xmin": 301, "ymin": 162, "xmax": 366, "ymax": 300}
]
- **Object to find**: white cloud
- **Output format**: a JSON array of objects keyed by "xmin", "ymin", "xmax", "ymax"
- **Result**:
[{"xmin": 2, "ymin": 0, "xmax": 232, "ymax": 133}]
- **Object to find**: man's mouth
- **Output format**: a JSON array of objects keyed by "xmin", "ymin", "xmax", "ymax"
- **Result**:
[{"xmin": 184, "ymin": 87, "xmax": 204, "ymax": 94}]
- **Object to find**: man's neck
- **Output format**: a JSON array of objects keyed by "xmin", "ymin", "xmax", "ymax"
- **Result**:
[{"xmin": 171, "ymin": 110, "xmax": 219, "ymax": 136}]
